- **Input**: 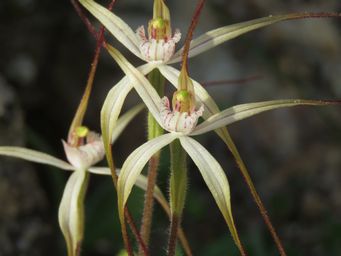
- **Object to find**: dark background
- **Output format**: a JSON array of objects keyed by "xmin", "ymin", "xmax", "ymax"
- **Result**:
[{"xmin": 0, "ymin": 0, "xmax": 341, "ymax": 255}]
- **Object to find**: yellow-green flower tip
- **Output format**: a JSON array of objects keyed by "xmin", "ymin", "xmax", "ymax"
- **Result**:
[
  {"xmin": 116, "ymin": 249, "xmax": 128, "ymax": 256},
  {"xmin": 75, "ymin": 126, "xmax": 89, "ymax": 138},
  {"xmin": 151, "ymin": 17, "xmax": 166, "ymax": 29},
  {"xmin": 172, "ymin": 90, "xmax": 193, "ymax": 113},
  {"xmin": 148, "ymin": 18, "xmax": 171, "ymax": 40}
]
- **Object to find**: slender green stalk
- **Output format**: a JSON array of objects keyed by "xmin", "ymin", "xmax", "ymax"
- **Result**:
[
  {"xmin": 139, "ymin": 69, "xmax": 165, "ymax": 254},
  {"xmin": 168, "ymin": 139, "xmax": 188, "ymax": 256}
]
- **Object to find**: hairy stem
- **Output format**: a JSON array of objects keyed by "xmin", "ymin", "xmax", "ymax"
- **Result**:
[
  {"xmin": 138, "ymin": 69, "xmax": 165, "ymax": 254},
  {"xmin": 168, "ymin": 139, "xmax": 188, "ymax": 256},
  {"xmin": 168, "ymin": 214, "xmax": 180, "ymax": 256},
  {"xmin": 121, "ymin": 207, "xmax": 133, "ymax": 256}
]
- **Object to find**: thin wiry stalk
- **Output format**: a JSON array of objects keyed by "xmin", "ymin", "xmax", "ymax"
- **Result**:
[
  {"xmin": 202, "ymin": 75, "xmax": 263, "ymax": 87},
  {"xmin": 139, "ymin": 155, "xmax": 159, "ymax": 253},
  {"xmin": 68, "ymin": 0, "xmax": 111, "ymax": 144},
  {"xmin": 181, "ymin": 0, "xmax": 206, "ymax": 72},
  {"xmin": 122, "ymin": 208, "xmax": 133, "ymax": 256},
  {"xmin": 126, "ymin": 209, "xmax": 149, "ymax": 256},
  {"xmin": 222, "ymin": 132, "xmax": 286, "ymax": 256},
  {"xmin": 139, "ymin": 69, "xmax": 165, "ymax": 254},
  {"xmin": 167, "ymin": 214, "xmax": 179, "ymax": 256}
]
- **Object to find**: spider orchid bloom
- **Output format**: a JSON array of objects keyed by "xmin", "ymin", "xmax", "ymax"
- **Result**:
[
  {"xmin": 106, "ymin": 47, "xmax": 340, "ymax": 252},
  {"xmin": 80, "ymin": 0, "xmax": 181, "ymax": 64},
  {"xmin": 0, "ymin": 105, "xmax": 143, "ymax": 256}
]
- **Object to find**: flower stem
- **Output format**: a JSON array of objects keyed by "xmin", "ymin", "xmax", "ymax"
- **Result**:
[
  {"xmin": 138, "ymin": 69, "xmax": 165, "ymax": 254},
  {"xmin": 168, "ymin": 214, "xmax": 180, "ymax": 256},
  {"xmin": 168, "ymin": 139, "xmax": 188, "ymax": 256}
]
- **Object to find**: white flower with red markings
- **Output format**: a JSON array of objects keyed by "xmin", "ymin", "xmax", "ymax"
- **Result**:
[
  {"xmin": 63, "ymin": 130, "xmax": 104, "ymax": 171},
  {"xmin": 137, "ymin": 25, "xmax": 181, "ymax": 62},
  {"xmin": 160, "ymin": 96, "xmax": 203, "ymax": 134}
]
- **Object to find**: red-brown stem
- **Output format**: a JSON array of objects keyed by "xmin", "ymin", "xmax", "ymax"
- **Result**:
[
  {"xmin": 167, "ymin": 214, "xmax": 179, "ymax": 256},
  {"xmin": 126, "ymin": 209, "xmax": 149, "ymax": 256},
  {"xmin": 68, "ymin": 0, "xmax": 116, "ymax": 143},
  {"xmin": 239, "ymin": 166, "xmax": 286, "ymax": 256},
  {"xmin": 139, "ymin": 155, "xmax": 160, "ymax": 253},
  {"xmin": 286, "ymin": 12, "xmax": 341, "ymax": 20},
  {"xmin": 181, "ymin": 0, "xmax": 206, "ymax": 72},
  {"xmin": 121, "ymin": 207, "xmax": 133, "ymax": 256},
  {"xmin": 202, "ymin": 75, "xmax": 263, "ymax": 87},
  {"xmin": 223, "ymin": 134, "xmax": 284, "ymax": 256}
]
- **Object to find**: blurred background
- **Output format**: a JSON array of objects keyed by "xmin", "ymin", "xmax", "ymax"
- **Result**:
[{"xmin": 0, "ymin": 0, "xmax": 341, "ymax": 255}]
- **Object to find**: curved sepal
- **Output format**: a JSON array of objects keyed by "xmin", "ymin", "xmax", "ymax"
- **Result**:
[
  {"xmin": 0, "ymin": 146, "xmax": 73, "ymax": 170},
  {"xmin": 58, "ymin": 170, "xmax": 89, "ymax": 256},
  {"xmin": 79, "ymin": 0, "xmax": 142, "ymax": 59},
  {"xmin": 106, "ymin": 45, "xmax": 164, "ymax": 127},
  {"xmin": 179, "ymin": 136, "xmax": 244, "ymax": 254},
  {"xmin": 117, "ymin": 133, "xmax": 178, "ymax": 223},
  {"xmin": 192, "ymin": 99, "xmax": 339, "ymax": 135},
  {"xmin": 170, "ymin": 13, "xmax": 340, "ymax": 63}
]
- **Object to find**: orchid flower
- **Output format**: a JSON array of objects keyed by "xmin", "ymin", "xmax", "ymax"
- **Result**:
[
  {"xmin": 80, "ymin": 0, "xmax": 341, "ymax": 210},
  {"xmin": 0, "ymin": 105, "xmax": 143, "ymax": 256},
  {"xmin": 106, "ymin": 46, "xmax": 340, "ymax": 254}
]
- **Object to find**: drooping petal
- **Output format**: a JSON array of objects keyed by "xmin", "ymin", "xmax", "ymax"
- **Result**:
[
  {"xmin": 117, "ymin": 133, "xmax": 178, "ymax": 223},
  {"xmin": 58, "ymin": 170, "xmax": 89, "ymax": 256},
  {"xmin": 192, "ymin": 99, "xmax": 339, "ymax": 135},
  {"xmin": 169, "ymin": 13, "xmax": 324, "ymax": 63},
  {"xmin": 79, "ymin": 0, "xmax": 142, "ymax": 59},
  {"xmin": 106, "ymin": 45, "xmax": 164, "ymax": 127},
  {"xmin": 62, "ymin": 132, "xmax": 104, "ymax": 171},
  {"xmin": 179, "ymin": 136, "xmax": 244, "ymax": 253},
  {"xmin": 0, "ymin": 146, "xmax": 73, "ymax": 170}
]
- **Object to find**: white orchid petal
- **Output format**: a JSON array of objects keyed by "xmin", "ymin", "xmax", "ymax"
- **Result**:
[
  {"xmin": 137, "ymin": 26, "xmax": 181, "ymax": 62},
  {"xmin": 192, "ymin": 99, "xmax": 333, "ymax": 135},
  {"xmin": 0, "ymin": 146, "xmax": 73, "ymax": 170},
  {"xmin": 58, "ymin": 170, "xmax": 89, "ymax": 256},
  {"xmin": 88, "ymin": 166, "xmax": 112, "ymax": 175},
  {"xmin": 62, "ymin": 132, "xmax": 104, "ymax": 171},
  {"xmin": 106, "ymin": 45, "xmax": 164, "ymax": 127},
  {"xmin": 170, "ymin": 14, "xmax": 303, "ymax": 63},
  {"xmin": 160, "ymin": 97, "xmax": 204, "ymax": 134},
  {"xmin": 158, "ymin": 65, "xmax": 247, "ymax": 152},
  {"xmin": 79, "ymin": 0, "xmax": 142, "ymax": 59},
  {"xmin": 101, "ymin": 63, "xmax": 154, "ymax": 155},
  {"xmin": 179, "ymin": 136, "xmax": 242, "ymax": 250},
  {"xmin": 117, "ymin": 133, "xmax": 178, "ymax": 222}
]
